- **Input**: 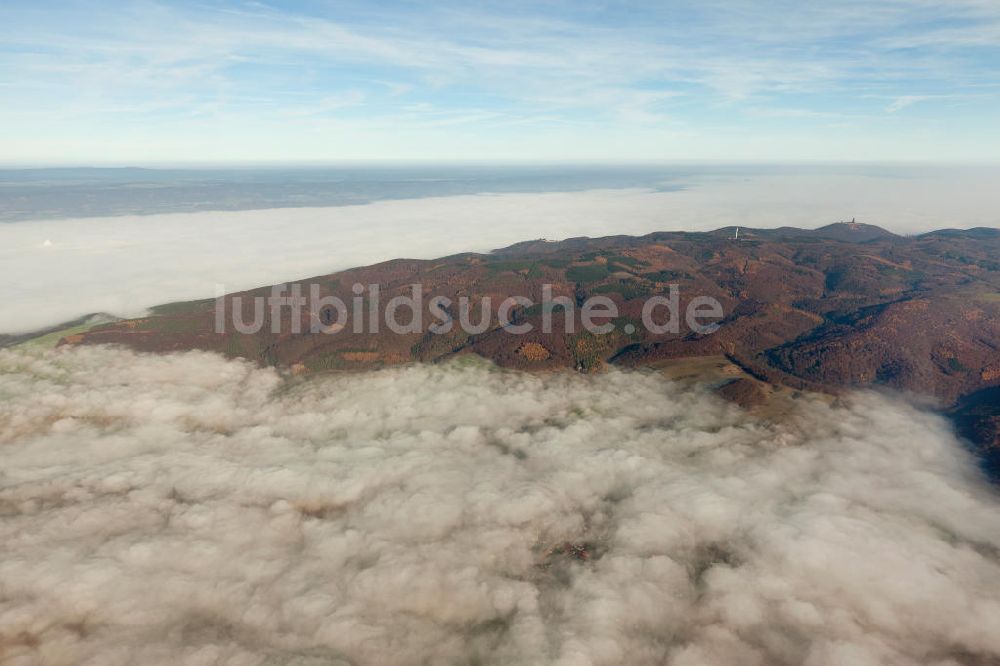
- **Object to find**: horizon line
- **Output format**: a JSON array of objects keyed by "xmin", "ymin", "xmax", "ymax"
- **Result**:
[{"xmin": 3, "ymin": 158, "xmax": 1000, "ymax": 170}]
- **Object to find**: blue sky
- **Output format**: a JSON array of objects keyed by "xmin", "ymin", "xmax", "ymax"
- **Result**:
[{"xmin": 1, "ymin": 0, "xmax": 998, "ymax": 163}]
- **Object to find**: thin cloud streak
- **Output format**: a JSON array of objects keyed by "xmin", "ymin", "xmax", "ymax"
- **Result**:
[{"xmin": 0, "ymin": 1, "xmax": 998, "ymax": 160}]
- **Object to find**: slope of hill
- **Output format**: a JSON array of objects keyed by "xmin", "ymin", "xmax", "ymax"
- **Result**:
[
  {"xmin": 919, "ymin": 227, "xmax": 1000, "ymax": 240},
  {"xmin": 63, "ymin": 225, "xmax": 1000, "ymax": 466}
]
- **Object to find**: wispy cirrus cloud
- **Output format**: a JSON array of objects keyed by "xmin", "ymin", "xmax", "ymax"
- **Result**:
[
  {"xmin": 0, "ymin": 0, "xmax": 998, "ymax": 161},
  {"xmin": 886, "ymin": 95, "xmax": 936, "ymax": 112}
]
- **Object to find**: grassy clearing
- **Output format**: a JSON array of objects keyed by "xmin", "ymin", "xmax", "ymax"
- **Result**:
[{"xmin": 14, "ymin": 322, "xmax": 97, "ymax": 350}]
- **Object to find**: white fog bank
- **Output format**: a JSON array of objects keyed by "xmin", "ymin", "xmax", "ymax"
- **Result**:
[
  {"xmin": 2, "ymin": 345, "xmax": 1000, "ymax": 665},
  {"xmin": 2, "ymin": 168, "xmax": 999, "ymax": 334}
]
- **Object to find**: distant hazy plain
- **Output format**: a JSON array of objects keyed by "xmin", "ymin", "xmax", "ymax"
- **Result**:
[{"xmin": 2, "ymin": 164, "xmax": 998, "ymax": 333}]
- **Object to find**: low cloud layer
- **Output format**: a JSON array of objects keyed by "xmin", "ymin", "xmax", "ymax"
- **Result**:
[
  {"xmin": 3, "ymin": 346, "xmax": 1000, "ymax": 665},
  {"xmin": 3, "ymin": 167, "xmax": 1000, "ymax": 333}
]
